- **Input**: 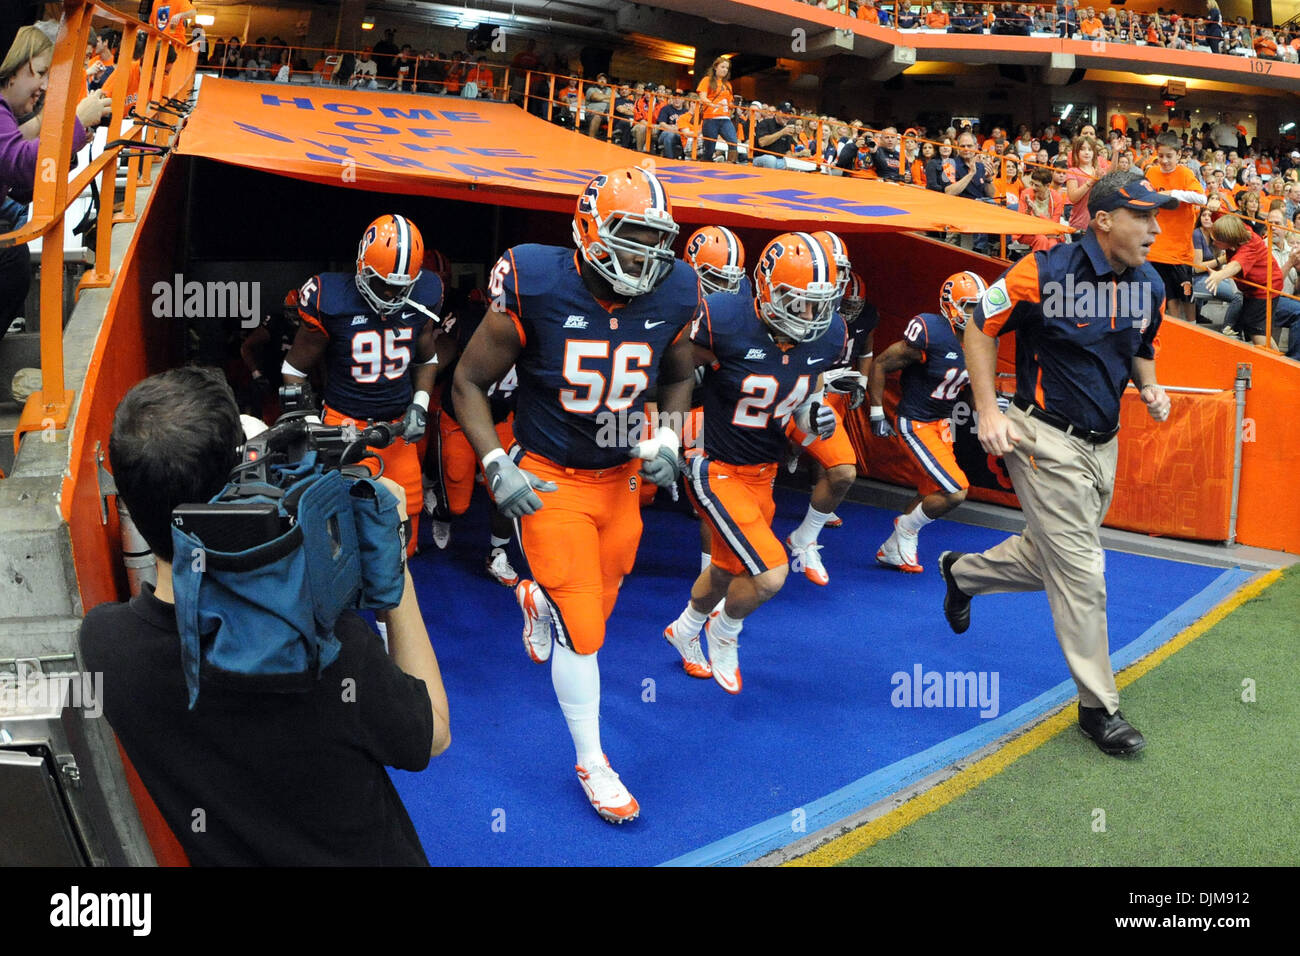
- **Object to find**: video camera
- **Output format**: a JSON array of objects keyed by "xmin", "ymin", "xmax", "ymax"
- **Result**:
[{"xmin": 168, "ymin": 384, "xmax": 408, "ymax": 709}]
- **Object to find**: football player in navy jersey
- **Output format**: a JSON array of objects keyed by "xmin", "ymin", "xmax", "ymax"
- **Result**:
[
  {"xmin": 816, "ymin": 271, "xmax": 879, "ymax": 530},
  {"xmin": 868, "ymin": 271, "xmax": 986, "ymax": 573},
  {"xmin": 423, "ymin": 284, "xmax": 522, "ymax": 586},
  {"xmin": 682, "ymin": 225, "xmax": 748, "ymax": 575},
  {"xmin": 451, "ymin": 166, "xmax": 700, "ymax": 824},
  {"xmin": 664, "ymin": 233, "xmax": 842, "ymax": 695},
  {"xmin": 282, "ymin": 215, "xmax": 445, "ymax": 558},
  {"xmin": 783, "ymin": 230, "xmax": 875, "ymax": 586}
]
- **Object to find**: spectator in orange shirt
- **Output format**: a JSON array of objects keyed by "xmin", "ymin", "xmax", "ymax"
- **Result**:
[
  {"xmin": 857, "ymin": 1, "xmax": 881, "ymax": 25},
  {"xmin": 1254, "ymin": 29, "xmax": 1278, "ymax": 59},
  {"xmin": 1146, "ymin": 130, "xmax": 1208, "ymax": 320},
  {"xmin": 696, "ymin": 56, "xmax": 736, "ymax": 162},
  {"xmin": 1018, "ymin": 167, "xmax": 1068, "ymax": 252},
  {"xmin": 925, "ymin": 4, "xmax": 952, "ymax": 29},
  {"xmin": 1080, "ymin": 9, "xmax": 1105, "ymax": 39},
  {"xmin": 464, "ymin": 56, "xmax": 493, "ymax": 99}
]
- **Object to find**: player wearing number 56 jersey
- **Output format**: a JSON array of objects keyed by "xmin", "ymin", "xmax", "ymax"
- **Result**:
[
  {"xmin": 282, "ymin": 214, "xmax": 445, "ymax": 556},
  {"xmin": 869, "ymin": 271, "xmax": 985, "ymax": 573},
  {"xmin": 452, "ymin": 166, "xmax": 699, "ymax": 825},
  {"xmin": 664, "ymin": 233, "xmax": 843, "ymax": 695}
]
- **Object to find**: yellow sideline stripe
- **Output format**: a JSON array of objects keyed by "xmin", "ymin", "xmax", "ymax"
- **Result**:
[{"xmin": 787, "ymin": 567, "xmax": 1285, "ymax": 868}]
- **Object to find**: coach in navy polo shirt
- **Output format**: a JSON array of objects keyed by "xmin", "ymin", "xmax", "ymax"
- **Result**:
[{"xmin": 937, "ymin": 170, "xmax": 1177, "ymax": 758}]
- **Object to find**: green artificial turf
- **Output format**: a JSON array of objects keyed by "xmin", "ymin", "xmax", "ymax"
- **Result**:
[{"xmin": 839, "ymin": 565, "xmax": 1300, "ymax": 866}]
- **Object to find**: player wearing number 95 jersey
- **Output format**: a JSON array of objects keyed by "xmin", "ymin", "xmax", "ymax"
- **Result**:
[
  {"xmin": 663, "ymin": 232, "xmax": 843, "ymax": 696},
  {"xmin": 868, "ymin": 271, "xmax": 984, "ymax": 574},
  {"xmin": 451, "ymin": 166, "xmax": 700, "ymax": 825},
  {"xmin": 282, "ymin": 214, "xmax": 445, "ymax": 557}
]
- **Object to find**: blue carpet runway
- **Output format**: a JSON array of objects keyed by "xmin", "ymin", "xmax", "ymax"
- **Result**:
[{"xmin": 392, "ymin": 487, "xmax": 1231, "ymax": 866}]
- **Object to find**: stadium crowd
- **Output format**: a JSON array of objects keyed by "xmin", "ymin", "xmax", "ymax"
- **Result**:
[{"xmin": 801, "ymin": 0, "xmax": 1300, "ymax": 62}]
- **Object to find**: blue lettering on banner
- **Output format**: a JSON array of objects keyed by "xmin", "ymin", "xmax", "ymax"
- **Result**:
[
  {"xmin": 695, "ymin": 192, "xmax": 757, "ymax": 207},
  {"xmin": 449, "ymin": 163, "xmax": 505, "ymax": 178},
  {"xmin": 672, "ymin": 164, "xmax": 758, "ymax": 181},
  {"xmin": 377, "ymin": 107, "xmax": 440, "ymax": 121},
  {"xmin": 438, "ymin": 110, "xmax": 487, "ymax": 123},
  {"xmin": 302, "ymin": 140, "xmax": 356, "ymax": 157},
  {"xmin": 323, "ymin": 103, "xmax": 372, "ymax": 116},
  {"xmin": 408, "ymin": 128, "xmax": 453, "ymax": 139},
  {"xmin": 471, "ymin": 148, "xmax": 532, "ymax": 158},
  {"xmin": 649, "ymin": 170, "xmax": 703, "ymax": 185},
  {"xmin": 316, "ymin": 131, "xmax": 385, "ymax": 145},
  {"xmin": 502, "ymin": 166, "xmax": 600, "ymax": 184},
  {"xmin": 402, "ymin": 143, "xmax": 463, "ymax": 154},
  {"xmin": 752, "ymin": 188, "xmax": 906, "ymax": 218},
  {"xmin": 234, "ymin": 121, "xmax": 294, "ymax": 142},
  {"xmin": 260, "ymin": 93, "xmax": 314, "ymax": 110},
  {"xmin": 336, "ymin": 121, "xmax": 399, "ymax": 135}
]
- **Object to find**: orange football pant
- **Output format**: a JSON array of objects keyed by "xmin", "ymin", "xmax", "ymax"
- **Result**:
[
  {"xmin": 514, "ymin": 452, "xmax": 643, "ymax": 655},
  {"xmin": 683, "ymin": 456, "xmax": 785, "ymax": 576}
]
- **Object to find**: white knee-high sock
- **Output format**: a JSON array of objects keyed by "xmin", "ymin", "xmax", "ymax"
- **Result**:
[
  {"xmin": 551, "ymin": 642, "xmax": 603, "ymax": 767},
  {"xmin": 789, "ymin": 505, "xmax": 832, "ymax": 549}
]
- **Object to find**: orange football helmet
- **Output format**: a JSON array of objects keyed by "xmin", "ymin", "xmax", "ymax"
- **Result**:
[
  {"xmin": 754, "ymin": 232, "xmax": 839, "ymax": 343},
  {"xmin": 684, "ymin": 225, "xmax": 746, "ymax": 296},
  {"xmin": 939, "ymin": 271, "xmax": 987, "ymax": 332},
  {"xmin": 356, "ymin": 214, "xmax": 424, "ymax": 315},
  {"xmin": 810, "ymin": 230, "xmax": 851, "ymax": 298},
  {"xmin": 841, "ymin": 270, "xmax": 866, "ymax": 321},
  {"xmin": 573, "ymin": 166, "xmax": 679, "ymax": 296}
]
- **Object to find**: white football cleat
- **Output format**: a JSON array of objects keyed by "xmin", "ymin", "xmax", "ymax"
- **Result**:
[
  {"xmin": 704, "ymin": 612, "xmax": 741, "ymax": 694},
  {"xmin": 516, "ymin": 579, "xmax": 553, "ymax": 663},
  {"xmin": 786, "ymin": 535, "xmax": 829, "ymax": 586},
  {"xmin": 429, "ymin": 519, "xmax": 452, "ymax": 550},
  {"xmin": 576, "ymin": 755, "xmax": 640, "ymax": 824},
  {"xmin": 663, "ymin": 621, "xmax": 712, "ymax": 678},
  {"xmin": 876, "ymin": 517, "xmax": 922, "ymax": 573},
  {"xmin": 824, "ymin": 512, "xmax": 843, "ymax": 528},
  {"xmin": 486, "ymin": 548, "xmax": 520, "ymax": 588}
]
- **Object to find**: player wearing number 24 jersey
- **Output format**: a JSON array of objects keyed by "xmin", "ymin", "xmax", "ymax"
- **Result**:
[
  {"xmin": 665, "ymin": 232, "xmax": 843, "ymax": 696},
  {"xmin": 282, "ymin": 214, "xmax": 445, "ymax": 555},
  {"xmin": 451, "ymin": 166, "xmax": 700, "ymax": 825},
  {"xmin": 870, "ymin": 271, "xmax": 985, "ymax": 574}
]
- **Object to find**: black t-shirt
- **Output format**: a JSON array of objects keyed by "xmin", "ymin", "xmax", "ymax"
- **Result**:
[
  {"xmin": 871, "ymin": 146, "xmax": 902, "ymax": 181},
  {"xmin": 80, "ymin": 586, "xmax": 434, "ymax": 866},
  {"xmin": 372, "ymin": 39, "xmax": 398, "ymax": 79},
  {"xmin": 755, "ymin": 117, "xmax": 792, "ymax": 156}
]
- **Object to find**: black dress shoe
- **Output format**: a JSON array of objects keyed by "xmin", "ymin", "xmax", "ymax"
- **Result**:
[
  {"xmin": 1078, "ymin": 705, "xmax": 1146, "ymax": 756},
  {"xmin": 938, "ymin": 551, "xmax": 971, "ymax": 634}
]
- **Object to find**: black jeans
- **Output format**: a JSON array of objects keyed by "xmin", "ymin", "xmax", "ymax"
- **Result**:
[{"xmin": 0, "ymin": 218, "xmax": 29, "ymax": 337}]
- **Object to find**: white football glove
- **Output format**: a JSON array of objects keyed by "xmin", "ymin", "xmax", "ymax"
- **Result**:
[
  {"xmin": 792, "ymin": 395, "xmax": 836, "ymax": 447},
  {"xmin": 822, "ymin": 367, "xmax": 868, "ymax": 411},
  {"xmin": 483, "ymin": 451, "xmax": 557, "ymax": 518},
  {"xmin": 630, "ymin": 426, "xmax": 681, "ymax": 486}
]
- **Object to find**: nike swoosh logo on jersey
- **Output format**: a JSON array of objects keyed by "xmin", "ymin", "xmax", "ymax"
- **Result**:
[
  {"xmin": 645, "ymin": 320, "xmax": 665, "ymax": 329},
  {"xmin": 806, "ymin": 357, "xmax": 825, "ymax": 365}
]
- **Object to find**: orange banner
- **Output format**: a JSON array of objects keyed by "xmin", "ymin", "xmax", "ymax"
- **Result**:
[
  {"xmin": 846, "ymin": 386, "xmax": 1236, "ymax": 543},
  {"xmin": 175, "ymin": 78, "xmax": 1068, "ymax": 236}
]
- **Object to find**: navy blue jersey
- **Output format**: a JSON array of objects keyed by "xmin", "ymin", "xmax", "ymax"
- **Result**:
[
  {"xmin": 440, "ymin": 300, "xmax": 517, "ymax": 426},
  {"xmin": 491, "ymin": 244, "xmax": 701, "ymax": 470},
  {"xmin": 835, "ymin": 302, "xmax": 880, "ymax": 369},
  {"xmin": 298, "ymin": 271, "xmax": 444, "ymax": 421},
  {"xmin": 897, "ymin": 312, "xmax": 968, "ymax": 422},
  {"xmin": 693, "ymin": 294, "xmax": 845, "ymax": 465}
]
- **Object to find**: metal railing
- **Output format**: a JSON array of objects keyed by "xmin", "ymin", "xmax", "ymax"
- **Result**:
[{"xmin": 0, "ymin": 1, "xmax": 197, "ymax": 444}]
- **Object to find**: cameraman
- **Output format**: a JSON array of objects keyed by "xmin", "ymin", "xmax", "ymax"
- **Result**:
[{"xmin": 80, "ymin": 367, "xmax": 450, "ymax": 866}]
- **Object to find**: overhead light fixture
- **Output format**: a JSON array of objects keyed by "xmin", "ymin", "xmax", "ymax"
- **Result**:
[
  {"xmin": 1283, "ymin": 122, "xmax": 1297, "ymax": 133},
  {"xmin": 196, "ymin": 14, "xmax": 215, "ymax": 26},
  {"xmin": 1060, "ymin": 104, "xmax": 1073, "ymax": 120},
  {"xmin": 361, "ymin": 17, "xmax": 375, "ymax": 30},
  {"xmin": 458, "ymin": 18, "xmax": 480, "ymax": 30}
]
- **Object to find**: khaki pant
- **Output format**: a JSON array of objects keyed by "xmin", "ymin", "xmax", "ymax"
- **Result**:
[{"xmin": 951, "ymin": 404, "xmax": 1120, "ymax": 712}]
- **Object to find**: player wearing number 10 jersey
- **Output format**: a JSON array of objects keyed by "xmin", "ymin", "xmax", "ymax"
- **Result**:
[
  {"xmin": 869, "ymin": 271, "xmax": 985, "ymax": 573},
  {"xmin": 282, "ymin": 214, "xmax": 445, "ymax": 556},
  {"xmin": 664, "ymin": 232, "xmax": 844, "ymax": 695},
  {"xmin": 451, "ymin": 166, "xmax": 699, "ymax": 824}
]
